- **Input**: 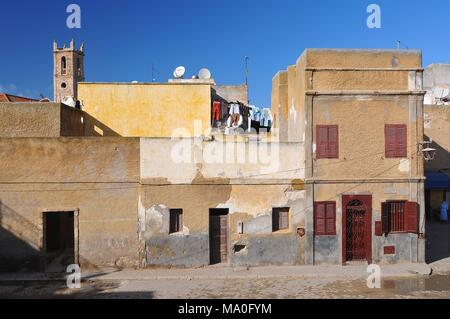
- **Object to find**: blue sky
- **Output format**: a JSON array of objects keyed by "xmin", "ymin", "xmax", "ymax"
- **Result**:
[{"xmin": 1, "ymin": 0, "xmax": 450, "ymax": 106}]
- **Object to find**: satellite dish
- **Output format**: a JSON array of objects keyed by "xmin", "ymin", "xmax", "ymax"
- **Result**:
[
  {"xmin": 173, "ymin": 66, "xmax": 186, "ymax": 79},
  {"xmin": 62, "ymin": 96, "xmax": 76, "ymax": 107},
  {"xmin": 432, "ymin": 87, "xmax": 449, "ymax": 99},
  {"xmin": 198, "ymin": 68, "xmax": 212, "ymax": 80}
]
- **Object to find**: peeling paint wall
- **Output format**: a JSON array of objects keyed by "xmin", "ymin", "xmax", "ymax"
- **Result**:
[
  {"xmin": 0, "ymin": 138, "xmax": 140, "ymax": 271},
  {"xmin": 140, "ymin": 138, "xmax": 305, "ymax": 184},
  {"xmin": 139, "ymin": 184, "xmax": 306, "ymax": 267}
]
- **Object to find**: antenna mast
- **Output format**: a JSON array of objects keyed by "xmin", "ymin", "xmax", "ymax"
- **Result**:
[{"xmin": 244, "ymin": 56, "xmax": 249, "ymax": 105}]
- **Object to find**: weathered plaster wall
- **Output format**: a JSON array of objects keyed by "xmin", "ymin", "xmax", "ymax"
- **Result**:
[
  {"xmin": 140, "ymin": 138, "xmax": 305, "ymax": 184},
  {"xmin": 138, "ymin": 137, "xmax": 307, "ymax": 267},
  {"xmin": 312, "ymin": 70, "xmax": 409, "ymax": 91},
  {"xmin": 60, "ymin": 104, "xmax": 84, "ymax": 136},
  {"xmin": 304, "ymin": 49, "xmax": 422, "ymax": 69},
  {"xmin": 271, "ymin": 71, "xmax": 288, "ymax": 142},
  {"xmin": 424, "ymin": 105, "xmax": 450, "ymax": 173},
  {"xmin": 212, "ymin": 85, "xmax": 248, "ymax": 104},
  {"xmin": 78, "ymin": 83, "xmax": 212, "ymax": 138},
  {"xmin": 311, "ymin": 95, "xmax": 423, "ymax": 180},
  {"xmin": 0, "ymin": 103, "xmax": 85, "ymax": 138},
  {"xmin": 313, "ymin": 182, "xmax": 423, "ymax": 264},
  {"xmin": 423, "ymin": 64, "xmax": 450, "ymax": 89},
  {"xmin": 0, "ymin": 138, "xmax": 140, "ymax": 271},
  {"xmin": 139, "ymin": 184, "xmax": 306, "ymax": 267},
  {"xmin": 0, "ymin": 103, "xmax": 84, "ymax": 137},
  {"xmin": 270, "ymin": 49, "xmax": 425, "ymax": 265}
]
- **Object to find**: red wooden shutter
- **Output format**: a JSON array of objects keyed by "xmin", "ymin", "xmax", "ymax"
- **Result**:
[
  {"xmin": 395, "ymin": 125, "xmax": 407, "ymax": 157},
  {"xmin": 317, "ymin": 126, "xmax": 328, "ymax": 159},
  {"xmin": 386, "ymin": 125, "xmax": 407, "ymax": 158},
  {"xmin": 381, "ymin": 202, "xmax": 390, "ymax": 234},
  {"xmin": 405, "ymin": 201, "xmax": 419, "ymax": 234},
  {"xmin": 385, "ymin": 125, "xmax": 396, "ymax": 158},
  {"xmin": 325, "ymin": 202, "xmax": 336, "ymax": 235},
  {"xmin": 314, "ymin": 203, "xmax": 326, "ymax": 235},
  {"xmin": 328, "ymin": 126, "xmax": 339, "ymax": 159}
]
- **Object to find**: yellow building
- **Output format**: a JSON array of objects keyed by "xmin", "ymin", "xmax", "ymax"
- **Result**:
[
  {"xmin": 78, "ymin": 82, "xmax": 212, "ymax": 137},
  {"xmin": 272, "ymin": 49, "xmax": 426, "ymax": 265}
]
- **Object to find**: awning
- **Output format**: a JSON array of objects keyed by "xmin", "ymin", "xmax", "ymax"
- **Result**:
[{"xmin": 425, "ymin": 172, "xmax": 450, "ymax": 190}]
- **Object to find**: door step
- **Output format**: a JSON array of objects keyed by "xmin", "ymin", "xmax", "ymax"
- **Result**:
[{"xmin": 345, "ymin": 261, "xmax": 369, "ymax": 266}]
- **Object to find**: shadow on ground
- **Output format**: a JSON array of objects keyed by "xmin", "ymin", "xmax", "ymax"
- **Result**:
[{"xmin": 0, "ymin": 280, "xmax": 155, "ymax": 299}]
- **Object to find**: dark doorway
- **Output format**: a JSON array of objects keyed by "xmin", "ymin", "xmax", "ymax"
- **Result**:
[
  {"xmin": 44, "ymin": 211, "xmax": 75, "ymax": 272},
  {"xmin": 209, "ymin": 209, "xmax": 229, "ymax": 265},
  {"xmin": 342, "ymin": 195, "xmax": 372, "ymax": 264}
]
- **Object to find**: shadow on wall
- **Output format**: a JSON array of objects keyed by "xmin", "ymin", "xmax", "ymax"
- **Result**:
[
  {"xmin": 424, "ymin": 135, "xmax": 450, "ymax": 173},
  {"xmin": 81, "ymin": 111, "xmax": 122, "ymax": 137},
  {"xmin": 0, "ymin": 202, "xmax": 42, "ymax": 272},
  {"xmin": 426, "ymin": 219, "xmax": 450, "ymax": 264},
  {"xmin": 0, "ymin": 201, "xmax": 102, "ymax": 273},
  {"xmin": 423, "ymin": 135, "xmax": 450, "ymax": 264}
]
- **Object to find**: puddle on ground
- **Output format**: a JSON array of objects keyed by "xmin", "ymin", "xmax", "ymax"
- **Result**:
[{"xmin": 382, "ymin": 275, "xmax": 450, "ymax": 294}]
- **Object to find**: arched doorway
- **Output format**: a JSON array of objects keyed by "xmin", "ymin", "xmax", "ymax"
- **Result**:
[{"xmin": 342, "ymin": 195, "xmax": 372, "ymax": 264}]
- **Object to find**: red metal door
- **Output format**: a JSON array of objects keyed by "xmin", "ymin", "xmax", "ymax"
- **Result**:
[{"xmin": 342, "ymin": 195, "xmax": 372, "ymax": 264}]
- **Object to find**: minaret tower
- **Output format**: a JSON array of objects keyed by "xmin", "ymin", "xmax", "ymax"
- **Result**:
[{"xmin": 53, "ymin": 39, "xmax": 84, "ymax": 103}]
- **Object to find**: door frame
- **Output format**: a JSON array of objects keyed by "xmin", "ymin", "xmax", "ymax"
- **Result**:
[
  {"xmin": 39, "ymin": 208, "xmax": 79, "ymax": 269},
  {"xmin": 208, "ymin": 208, "xmax": 230, "ymax": 265},
  {"xmin": 342, "ymin": 195, "xmax": 372, "ymax": 265}
]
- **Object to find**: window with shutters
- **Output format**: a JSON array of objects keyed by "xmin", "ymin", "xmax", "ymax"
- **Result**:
[
  {"xmin": 314, "ymin": 202, "xmax": 336, "ymax": 236},
  {"xmin": 169, "ymin": 209, "xmax": 183, "ymax": 234},
  {"xmin": 385, "ymin": 125, "xmax": 407, "ymax": 158},
  {"xmin": 381, "ymin": 201, "xmax": 419, "ymax": 234},
  {"xmin": 316, "ymin": 125, "xmax": 339, "ymax": 159},
  {"xmin": 272, "ymin": 208, "xmax": 290, "ymax": 232}
]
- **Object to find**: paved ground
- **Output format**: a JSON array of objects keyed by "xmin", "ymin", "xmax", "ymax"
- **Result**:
[
  {"xmin": 0, "ymin": 264, "xmax": 449, "ymax": 299},
  {"xmin": 0, "ymin": 275, "xmax": 449, "ymax": 299}
]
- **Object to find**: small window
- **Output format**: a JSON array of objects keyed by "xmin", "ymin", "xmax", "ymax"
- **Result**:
[
  {"xmin": 381, "ymin": 201, "xmax": 419, "ymax": 234},
  {"xmin": 272, "ymin": 208, "xmax": 289, "ymax": 232},
  {"xmin": 61, "ymin": 56, "xmax": 67, "ymax": 75},
  {"xmin": 316, "ymin": 125, "xmax": 339, "ymax": 159},
  {"xmin": 385, "ymin": 124, "xmax": 407, "ymax": 158},
  {"xmin": 61, "ymin": 82, "xmax": 67, "ymax": 89},
  {"xmin": 387, "ymin": 201, "xmax": 405, "ymax": 232},
  {"xmin": 314, "ymin": 202, "xmax": 336, "ymax": 236},
  {"xmin": 169, "ymin": 209, "xmax": 183, "ymax": 234}
]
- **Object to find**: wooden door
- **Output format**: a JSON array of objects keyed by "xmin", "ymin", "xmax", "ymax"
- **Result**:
[{"xmin": 209, "ymin": 211, "xmax": 228, "ymax": 264}]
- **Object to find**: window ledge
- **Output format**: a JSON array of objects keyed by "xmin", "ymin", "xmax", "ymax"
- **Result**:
[{"xmin": 271, "ymin": 229, "xmax": 291, "ymax": 235}]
